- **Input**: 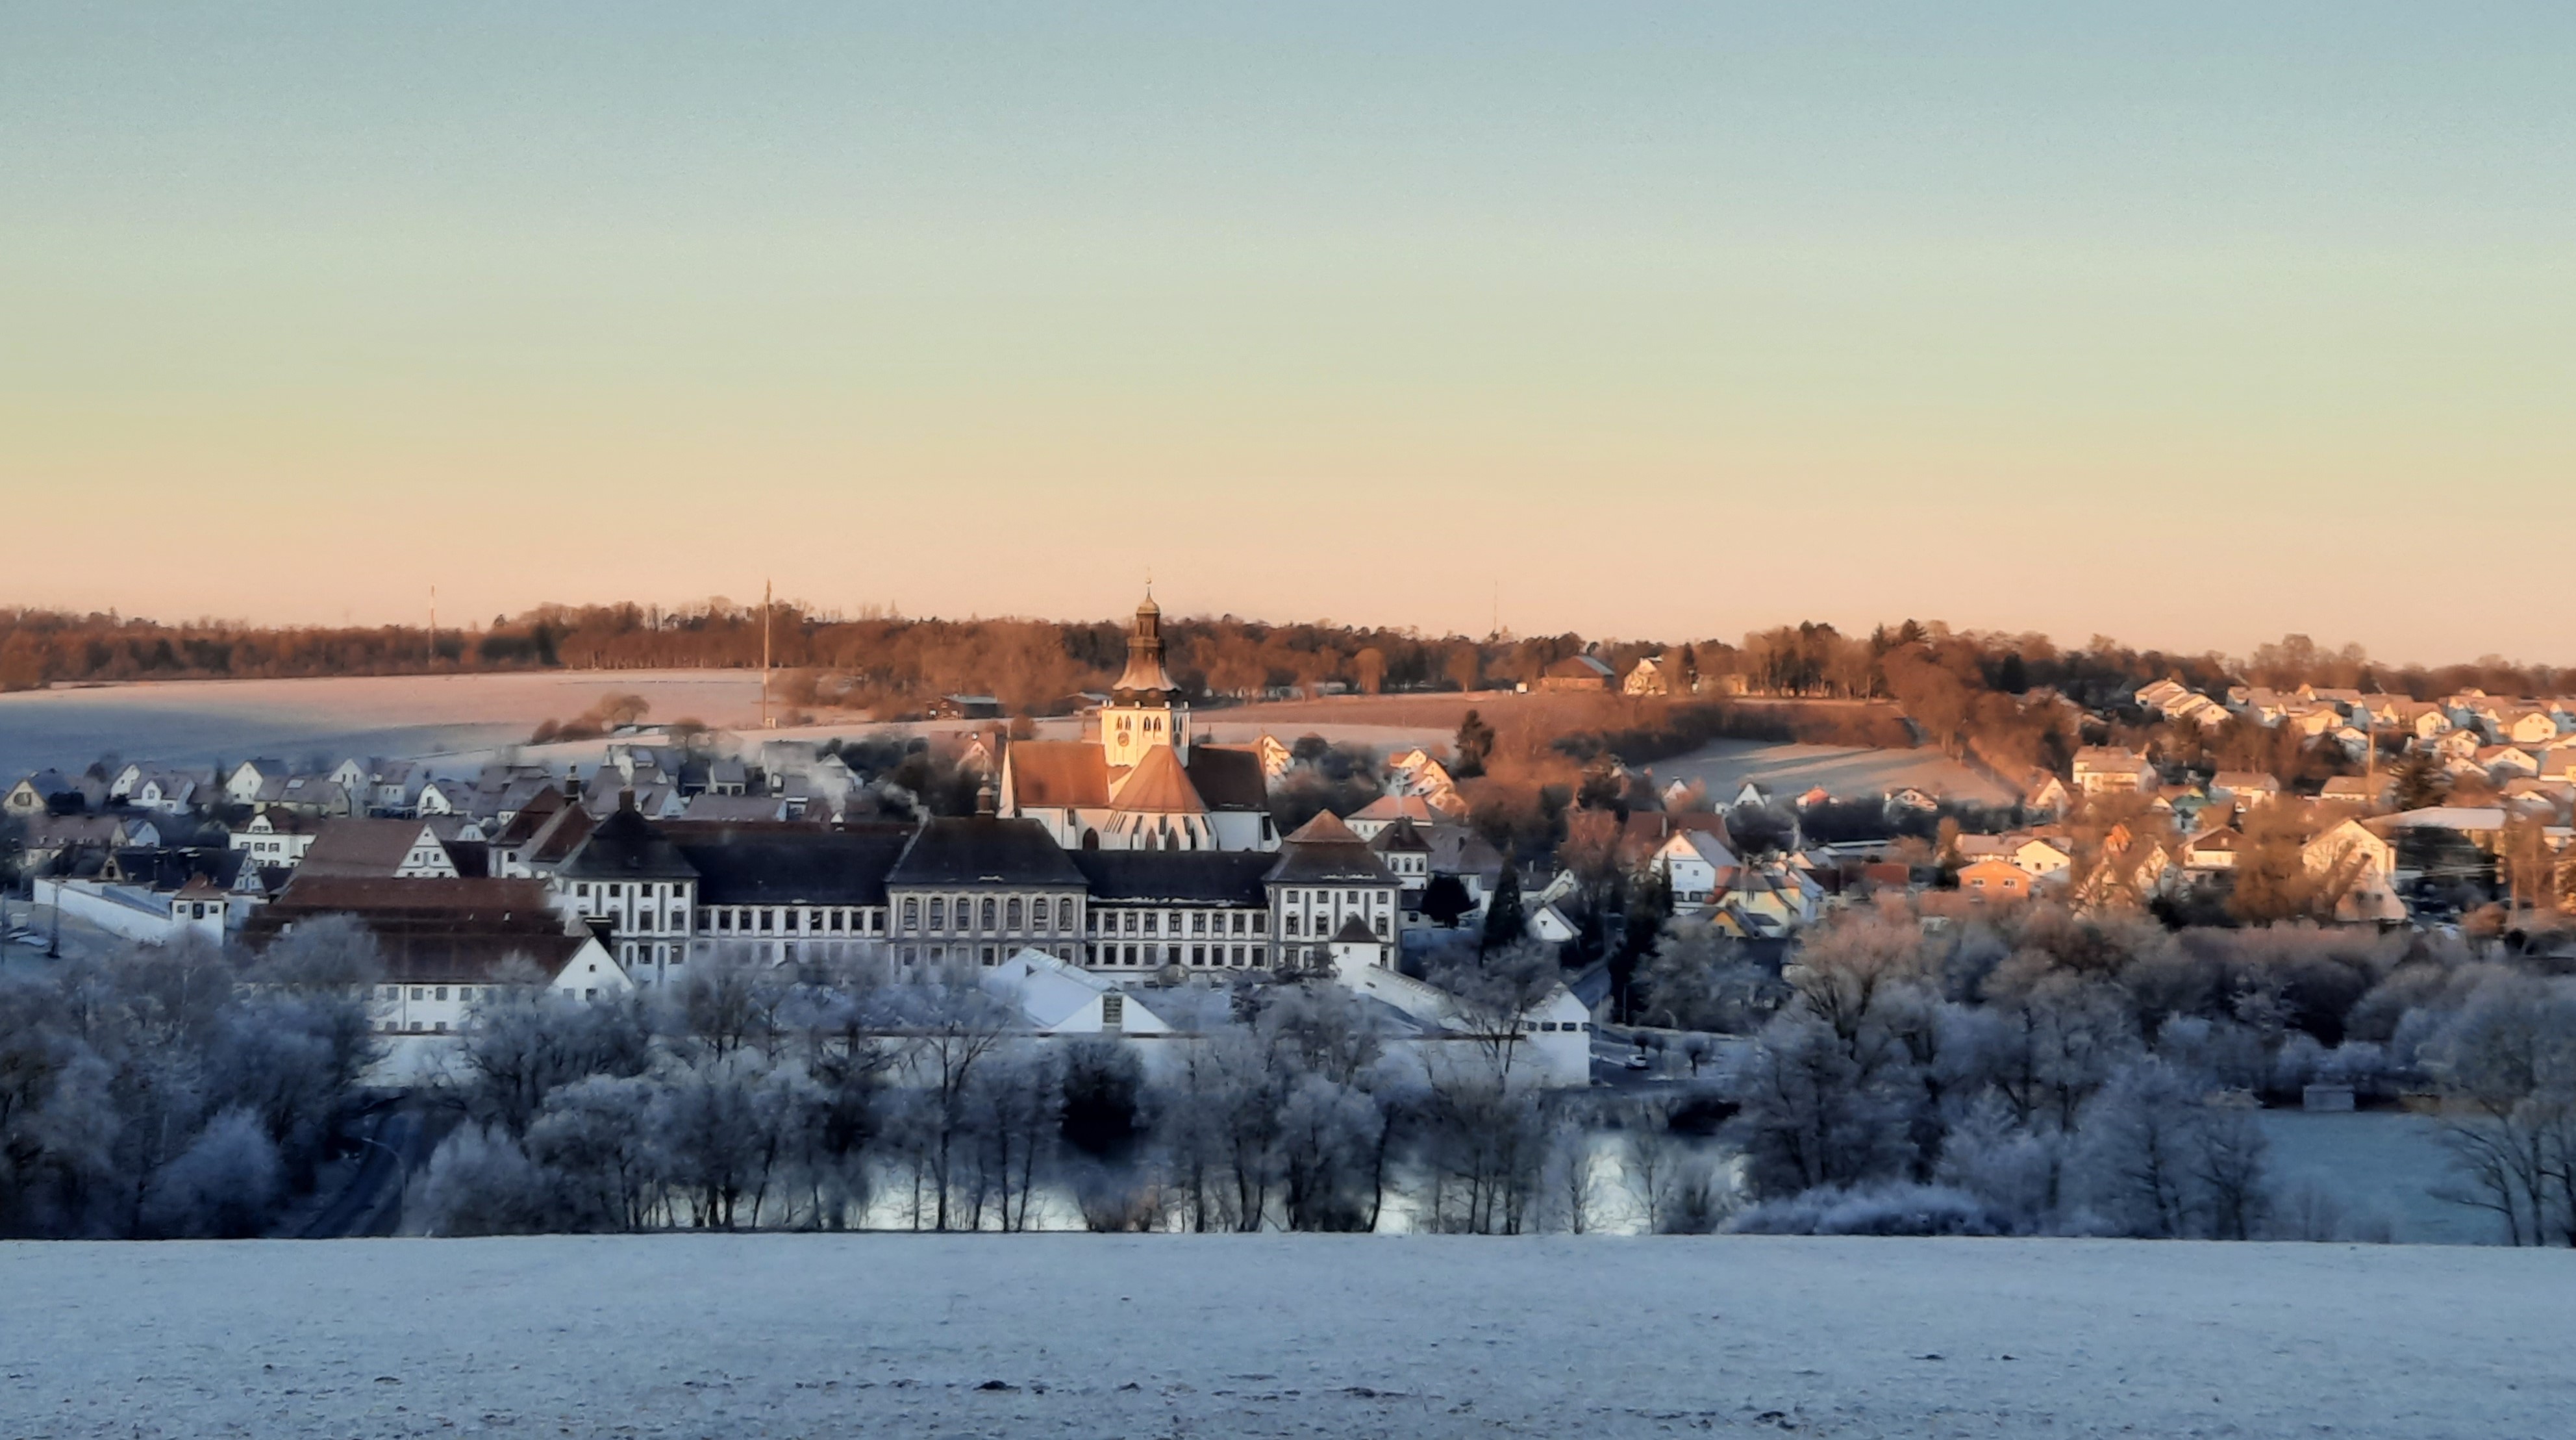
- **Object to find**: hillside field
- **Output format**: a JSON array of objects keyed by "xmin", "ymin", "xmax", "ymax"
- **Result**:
[{"xmin": 5, "ymin": 1233, "xmax": 2567, "ymax": 1438}]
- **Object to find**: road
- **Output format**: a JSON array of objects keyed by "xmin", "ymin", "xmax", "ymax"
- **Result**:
[{"xmin": 299, "ymin": 1102, "xmax": 438, "ymax": 1239}]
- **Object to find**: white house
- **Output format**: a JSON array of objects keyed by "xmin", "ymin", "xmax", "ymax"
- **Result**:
[
  {"xmin": 2072, "ymin": 748, "xmax": 2157, "ymax": 795},
  {"xmin": 1650, "ymin": 828, "xmax": 1742, "ymax": 911},
  {"xmin": 225, "ymin": 758, "xmax": 292, "ymax": 807},
  {"xmin": 229, "ymin": 809, "xmax": 317, "ymax": 869}
]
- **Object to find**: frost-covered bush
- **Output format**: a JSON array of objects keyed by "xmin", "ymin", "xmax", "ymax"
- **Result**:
[
  {"xmin": 1730, "ymin": 1182, "xmax": 2010, "ymax": 1237},
  {"xmin": 412, "ymin": 1123, "xmax": 559, "ymax": 1236},
  {"xmin": 140, "ymin": 1107, "xmax": 282, "ymax": 1239}
]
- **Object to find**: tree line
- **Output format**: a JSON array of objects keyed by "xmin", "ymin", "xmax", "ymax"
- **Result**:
[
  {"xmin": 1632, "ymin": 898, "xmax": 2576, "ymax": 1242},
  {"xmin": 6, "ymin": 605, "xmax": 2560, "ymax": 730}
]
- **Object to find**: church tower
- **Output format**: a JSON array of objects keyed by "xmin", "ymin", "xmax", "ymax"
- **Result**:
[{"xmin": 1100, "ymin": 591, "xmax": 1188, "ymax": 770}]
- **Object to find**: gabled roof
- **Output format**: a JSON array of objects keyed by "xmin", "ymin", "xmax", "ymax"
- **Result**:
[
  {"xmin": 558, "ymin": 807, "xmax": 698, "ymax": 881},
  {"xmin": 367, "ymin": 931, "xmax": 605, "ymax": 987},
  {"xmin": 1182, "ymin": 746, "xmax": 1269, "ymax": 811},
  {"xmin": 299, "ymin": 819, "xmax": 447, "ymax": 878},
  {"xmin": 1351, "ymin": 793, "xmax": 1445, "ymax": 827},
  {"xmin": 1369, "ymin": 817, "xmax": 1433, "ymax": 854},
  {"xmin": 488, "ymin": 789, "xmax": 568, "ymax": 847},
  {"xmin": 1266, "ymin": 812, "xmax": 1396, "ymax": 886},
  {"xmin": 1110, "ymin": 745, "xmax": 1207, "ymax": 815},
  {"xmin": 1423, "ymin": 825, "xmax": 1505, "ymax": 882},
  {"xmin": 1332, "ymin": 915, "xmax": 1380, "ymax": 944},
  {"xmin": 1005, "ymin": 741, "xmax": 1112, "ymax": 809},
  {"xmin": 525, "ymin": 804, "xmax": 598, "ymax": 865}
]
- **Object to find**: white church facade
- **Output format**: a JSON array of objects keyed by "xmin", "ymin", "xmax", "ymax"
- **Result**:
[{"xmin": 999, "ymin": 593, "xmax": 1277, "ymax": 852}]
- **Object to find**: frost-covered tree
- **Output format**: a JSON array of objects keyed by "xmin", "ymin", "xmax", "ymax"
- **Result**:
[
  {"xmin": 413, "ymin": 1122, "xmax": 557, "ymax": 1237},
  {"xmin": 1732, "ymin": 1010, "xmax": 1917, "ymax": 1199},
  {"xmin": 449, "ymin": 988, "xmax": 654, "ymax": 1138},
  {"xmin": 1274, "ymin": 1072, "xmax": 1382, "ymax": 1232},
  {"xmin": 140, "ymin": 1106, "xmax": 281, "ymax": 1239},
  {"xmin": 526, "ymin": 1073, "xmax": 662, "ymax": 1232},
  {"xmin": 2418, "ymin": 972, "xmax": 2576, "ymax": 1246}
]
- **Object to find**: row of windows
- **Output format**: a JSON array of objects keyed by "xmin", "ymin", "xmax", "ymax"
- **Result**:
[
  {"xmin": 1088, "ymin": 908, "xmax": 1267, "ymax": 937},
  {"xmin": 1088, "ymin": 942, "xmax": 1266, "ymax": 968},
  {"xmin": 1283, "ymin": 913, "xmax": 1390, "ymax": 938},
  {"xmin": 1278, "ymin": 889, "xmax": 1381, "ymax": 905},
  {"xmin": 708, "ymin": 906, "xmax": 882, "ymax": 935},
  {"xmin": 377, "ymin": 984, "xmax": 498, "ymax": 1003},
  {"xmin": 574, "ymin": 880, "xmax": 687, "ymax": 902},
  {"xmin": 897, "ymin": 894, "xmax": 1075, "ymax": 933}
]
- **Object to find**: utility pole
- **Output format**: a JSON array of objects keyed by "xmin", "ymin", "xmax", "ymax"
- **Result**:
[
  {"xmin": 761, "ymin": 580, "xmax": 774, "ymax": 730},
  {"xmin": 428, "ymin": 583, "xmax": 438, "ymax": 667}
]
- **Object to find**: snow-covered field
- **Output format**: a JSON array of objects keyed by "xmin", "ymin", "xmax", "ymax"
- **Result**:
[
  {"xmin": 0, "ymin": 672, "xmax": 1042, "ymax": 780},
  {"xmin": 1655, "ymin": 738, "xmax": 2018, "ymax": 807},
  {"xmin": 6, "ymin": 1235, "xmax": 2568, "ymax": 1438}
]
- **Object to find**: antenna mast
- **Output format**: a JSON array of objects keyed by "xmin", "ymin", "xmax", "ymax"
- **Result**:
[{"xmin": 762, "ymin": 580, "xmax": 775, "ymax": 730}]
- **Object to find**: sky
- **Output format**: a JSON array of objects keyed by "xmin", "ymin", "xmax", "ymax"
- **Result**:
[{"xmin": 2, "ymin": 3, "xmax": 2570, "ymax": 664}]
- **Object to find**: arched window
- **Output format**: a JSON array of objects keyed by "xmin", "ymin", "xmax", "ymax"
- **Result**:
[
  {"xmin": 1006, "ymin": 898, "xmax": 1023, "ymax": 929},
  {"xmin": 1032, "ymin": 898, "xmax": 1051, "ymax": 929},
  {"xmin": 981, "ymin": 898, "xmax": 997, "ymax": 930},
  {"xmin": 928, "ymin": 897, "xmax": 945, "ymax": 929},
  {"xmin": 902, "ymin": 897, "xmax": 919, "ymax": 929}
]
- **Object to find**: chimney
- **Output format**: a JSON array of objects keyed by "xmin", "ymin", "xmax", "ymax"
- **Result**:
[
  {"xmin": 619, "ymin": 787, "xmax": 636, "ymax": 815},
  {"xmin": 976, "ymin": 779, "xmax": 998, "ymax": 818}
]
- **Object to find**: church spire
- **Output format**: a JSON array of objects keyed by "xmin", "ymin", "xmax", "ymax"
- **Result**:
[{"xmin": 1112, "ymin": 590, "xmax": 1177, "ymax": 700}]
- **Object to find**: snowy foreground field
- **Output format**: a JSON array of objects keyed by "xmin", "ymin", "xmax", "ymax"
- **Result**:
[{"xmin": 6, "ymin": 1236, "xmax": 2569, "ymax": 1439}]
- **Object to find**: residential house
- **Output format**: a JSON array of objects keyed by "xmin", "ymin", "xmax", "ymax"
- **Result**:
[
  {"xmin": 2010, "ymin": 835, "xmax": 2075, "ymax": 881},
  {"xmin": 2072, "ymin": 747, "xmax": 2157, "ymax": 795},
  {"xmin": 224, "ymin": 758, "xmax": 292, "ymax": 807},
  {"xmin": 1622, "ymin": 655, "xmax": 1674, "ymax": 696},
  {"xmin": 2302, "ymin": 819, "xmax": 2403, "ymax": 924},
  {"xmin": 1957, "ymin": 857, "xmax": 2036, "ymax": 903},
  {"xmin": 1536, "ymin": 654, "xmax": 1616, "ymax": 692},
  {"xmin": 295, "ymin": 818, "xmax": 464, "ymax": 880},
  {"xmin": 1345, "ymin": 790, "xmax": 1466, "ymax": 839},
  {"xmin": 1650, "ymin": 826, "xmax": 1744, "ymax": 911},
  {"xmin": 2181, "ymin": 826, "xmax": 2244, "ymax": 876},
  {"xmin": 4, "ymin": 770, "xmax": 86, "ymax": 818},
  {"xmin": 2479, "ymin": 746, "xmax": 2542, "ymax": 783},
  {"xmin": 229, "ymin": 809, "xmax": 317, "ymax": 870},
  {"xmin": 2208, "ymin": 771, "xmax": 2282, "ymax": 803},
  {"xmin": 2319, "ymin": 776, "xmax": 2392, "ymax": 810},
  {"xmin": 132, "ymin": 768, "xmax": 214, "ymax": 815}
]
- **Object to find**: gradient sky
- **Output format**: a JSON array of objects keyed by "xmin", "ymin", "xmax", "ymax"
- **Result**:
[{"xmin": 3, "ymin": 4, "xmax": 2570, "ymax": 663}]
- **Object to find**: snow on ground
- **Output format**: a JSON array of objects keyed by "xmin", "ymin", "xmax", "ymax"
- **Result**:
[
  {"xmin": 6, "ymin": 1235, "xmax": 2569, "ymax": 1439},
  {"xmin": 1654, "ymin": 739, "xmax": 2018, "ymax": 807},
  {"xmin": 0, "ymin": 672, "xmax": 758, "ymax": 780}
]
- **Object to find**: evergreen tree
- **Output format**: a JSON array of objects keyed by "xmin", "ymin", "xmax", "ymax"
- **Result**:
[
  {"xmin": 1995, "ymin": 651, "xmax": 2029, "ymax": 694},
  {"xmin": 1611, "ymin": 866, "xmax": 1673, "ymax": 1022},
  {"xmin": 1420, "ymin": 873, "xmax": 1475, "ymax": 929},
  {"xmin": 2391, "ymin": 749, "xmax": 2445, "ymax": 812},
  {"xmin": 1453, "ymin": 709, "xmax": 1495, "ymax": 779},
  {"xmin": 1481, "ymin": 859, "xmax": 1525, "ymax": 954}
]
